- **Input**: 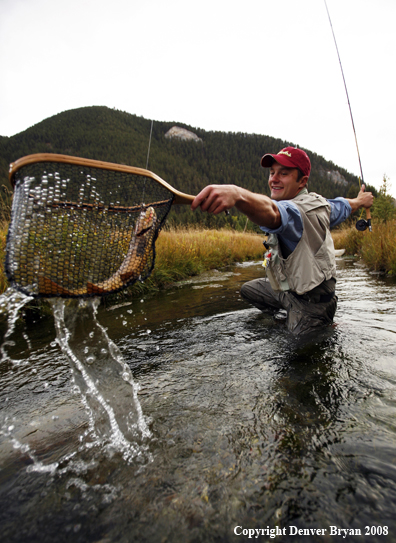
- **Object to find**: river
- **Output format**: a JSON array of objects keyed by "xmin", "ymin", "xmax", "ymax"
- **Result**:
[{"xmin": 1, "ymin": 255, "xmax": 396, "ymax": 542}]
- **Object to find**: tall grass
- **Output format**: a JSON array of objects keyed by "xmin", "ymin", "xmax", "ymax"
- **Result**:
[
  {"xmin": 0, "ymin": 224, "xmax": 265, "ymax": 297},
  {"xmin": 359, "ymin": 223, "xmax": 396, "ymax": 275},
  {"xmin": 332, "ymin": 228, "xmax": 363, "ymax": 256},
  {"xmin": 131, "ymin": 228, "xmax": 264, "ymax": 294},
  {"xmin": 332, "ymin": 221, "xmax": 396, "ymax": 275},
  {"xmin": 1, "ymin": 217, "xmax": 394, "ymax": 299},
  {"xmin": 0, "ymin": 222, "xmax": 8, "ymax": 295},
  {"xmin": 0, "ymin": 187, "xmax": 12, "ymax": 295}
]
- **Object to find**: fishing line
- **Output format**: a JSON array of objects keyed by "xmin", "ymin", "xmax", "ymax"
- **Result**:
[
  {"xmin": 146, "ymin": 119, "xmax": 154, "ymax": 170},
  {"xmin": 324, "ymin": 0, "xmax": 365, "ymax": 187},
  {"xmin": 141, "ymin": 119, "xmax": 154, "ymax": 206},
  {"xmin": 324, "ymin": 0, "xmax": 371, "ymax": 231}
]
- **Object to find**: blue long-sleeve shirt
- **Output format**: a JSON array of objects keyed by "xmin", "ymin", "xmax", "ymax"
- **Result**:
[{"xmin": 260, "ymin": 197, "xmax": 351, "ymax": 254}]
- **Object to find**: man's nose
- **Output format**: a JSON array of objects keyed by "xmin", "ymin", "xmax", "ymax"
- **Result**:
[{"xmin": 270, "ymin": 172, "xmax": 279, "ymax": 182}]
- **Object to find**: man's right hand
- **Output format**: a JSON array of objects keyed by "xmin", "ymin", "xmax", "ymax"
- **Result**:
[{"xmin": 347, "ymin": 184, "xmax": 374, "ymax": 213}]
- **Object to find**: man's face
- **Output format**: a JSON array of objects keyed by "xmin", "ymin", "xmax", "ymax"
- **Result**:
[{"xmin": 268, "ymin": 161, "xmax": 307, "ymax": 201}]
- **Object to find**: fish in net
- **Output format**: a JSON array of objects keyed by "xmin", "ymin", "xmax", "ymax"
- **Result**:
[{"xmin": 5, "ymin": 154, "xmax": 194, "ymax": 298}]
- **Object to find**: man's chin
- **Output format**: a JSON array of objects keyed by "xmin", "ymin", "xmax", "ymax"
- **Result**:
[{"xmin": 271, "ymin": 190, "xmax": 283, "ymax": 201}]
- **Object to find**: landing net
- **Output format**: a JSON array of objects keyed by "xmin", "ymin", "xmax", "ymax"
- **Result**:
[{"xmin": 5, "ymin": 158, "xmax": 174, "ymax": 298}]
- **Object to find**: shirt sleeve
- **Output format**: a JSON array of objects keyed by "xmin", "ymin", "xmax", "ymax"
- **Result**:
[
  {"xmin": 260, "ymin": 200, "xmax": 303, "ymax": 254},
  {"xmin": 259, "ymin": 196, "xmax": 352, "ymax": 254},
  {"xmin": 328, "ymin": 197, "xmax": 352, "ymax": 228}
]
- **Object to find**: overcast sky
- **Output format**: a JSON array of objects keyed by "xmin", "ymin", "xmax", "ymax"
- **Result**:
[{"xmin": 1, "ymin": 0, "xmax": 395, "ymax": 196}]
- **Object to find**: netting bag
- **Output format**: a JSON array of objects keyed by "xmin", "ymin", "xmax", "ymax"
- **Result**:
[{"xmin": 5, "ymin": 155, "xmax": 191, "ymax": 298}]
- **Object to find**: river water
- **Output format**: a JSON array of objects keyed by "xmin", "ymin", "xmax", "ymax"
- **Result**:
[{"xmin": 1, "ymin": 256, "xmax": 396, "ymax": 543}]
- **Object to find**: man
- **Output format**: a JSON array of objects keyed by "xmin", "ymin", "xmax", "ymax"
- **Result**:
[{"xmin": 191, "ymin": 146, "xmax": 373, "ymax": 335}]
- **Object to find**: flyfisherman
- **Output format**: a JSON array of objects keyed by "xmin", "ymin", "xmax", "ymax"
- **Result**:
[{"xmin": 191, "ymin": 147, "xmax": 373, "ymax": 335}]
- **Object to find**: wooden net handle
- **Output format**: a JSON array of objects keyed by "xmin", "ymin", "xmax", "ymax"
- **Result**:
[{"xmin": 9, "ymin": 153, "xmax": 195, "ymax": 205}]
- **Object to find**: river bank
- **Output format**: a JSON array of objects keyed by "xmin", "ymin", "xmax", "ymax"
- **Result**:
[
  {"xmin": 1, "ymin": 223, "xmax": 395, "ymax": 299},
  {"xmin": 0, "ymin": 227, "xmax": 264, "ymax": 298},
  {"xmin": 332, "ymin": 221, "xmax": 396, "ymax": 276}
]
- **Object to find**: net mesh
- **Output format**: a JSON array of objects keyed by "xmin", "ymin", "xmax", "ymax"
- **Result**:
[{"xmin": 6, "ymin": 160, "xmax": 174, "ymax": 298}]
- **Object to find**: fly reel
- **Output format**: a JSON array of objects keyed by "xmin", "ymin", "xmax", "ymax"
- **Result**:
[{"xmin": 355, "ymin": 209, "xmax": 372, "ymax": 232}]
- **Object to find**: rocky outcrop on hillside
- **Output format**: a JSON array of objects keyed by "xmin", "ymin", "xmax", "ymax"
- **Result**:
[
  {"xmin": 165, "ymin": 126, "xmax": 202, "ymax": 143},
  {"xmin": 0, "ymin": 106, "xmax": 359, "ymax": 198},
  {"xmin": 322, "ymin": 169, "xmax": 348, "ymax": 186}
]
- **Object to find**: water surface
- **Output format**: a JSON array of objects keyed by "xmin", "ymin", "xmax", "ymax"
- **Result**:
[{"xmin": 1, "ymin": 257, "xmax": 396, "ymax": 542}]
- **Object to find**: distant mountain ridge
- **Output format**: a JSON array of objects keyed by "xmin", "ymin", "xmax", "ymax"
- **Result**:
[{"xmin": 0, "ymin": 105, "xmax": 360, "ymax": 228}]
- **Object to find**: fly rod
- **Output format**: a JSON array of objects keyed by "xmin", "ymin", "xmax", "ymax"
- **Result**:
[{"xmin": 324, "ymin": 0, "xmax": 371, "ymax": 231}]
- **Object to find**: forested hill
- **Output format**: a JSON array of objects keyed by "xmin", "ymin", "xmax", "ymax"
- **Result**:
[{"xmin": 0, "ymin": 105, "xmax": 360, "ymax": 228}]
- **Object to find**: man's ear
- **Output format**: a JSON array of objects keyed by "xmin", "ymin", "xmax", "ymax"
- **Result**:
[{"xmin": 299, "ymin": 176, "xmax": 309, "ymax": 189}]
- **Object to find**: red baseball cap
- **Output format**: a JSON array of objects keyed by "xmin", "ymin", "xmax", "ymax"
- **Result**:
[{"xmin": 261, "ymin": 146, "xmax": 311, "ymax": 178}]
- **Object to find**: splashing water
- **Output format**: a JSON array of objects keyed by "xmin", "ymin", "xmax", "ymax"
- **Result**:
[
  {"xmin": 1, "ymin": 422, "xmax": 59, "ymax": 475},
  {"xmin": 0, "ymin": 288, "xmax": 152, "ymax": 474},
  {"xmin": 50, "ymin": 297, "xmax": 152, "ymax": 464},
  {"xmin": 0, "ymin": 287, "xmax": 34, "ymax": 363},
  {"xmin": 2, "ymin": 261, "xmax": 396, "ymax": 542}
]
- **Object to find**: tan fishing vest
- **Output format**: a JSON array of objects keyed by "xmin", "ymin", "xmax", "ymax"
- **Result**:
[{"xmin": 263, "ymin": 190, "xmax": 336, "ymax": 295}]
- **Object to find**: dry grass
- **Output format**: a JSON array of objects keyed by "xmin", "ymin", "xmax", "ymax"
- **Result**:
[
  {"xmin": 157, "ymin": 227, "xmax": 263, "ymax": 266},
  {"xmin": 359, "ymin": 223, "xmax": 396, "ymax": 275},
  {"xmin": 0, "ymin": 187, "xmax": 12, "ymax": 294},
  {"xmin": 145, "ymin": 228, "xmax": 264, "ymax": 290},
  {"xmin": 0, "ymin": 225, "xmax": 265, "ymax": 296},
  {"xmin": 332, "ymin": 227, "xmax": 363, "ymax": 256},
  {"xmin": 117, "ymin": 222, "xmax": 396, "ymax": 296},
  {"xmin": 332, "ymin": 221, "xmax": 396, "ymax": 275},
  {"xmin": 0, "ymin": 221, "xmax": 8, "ymax": 295},
  {"xmin": 2, "ymin": 218, "xmax": 394, "ymax": 298}
]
